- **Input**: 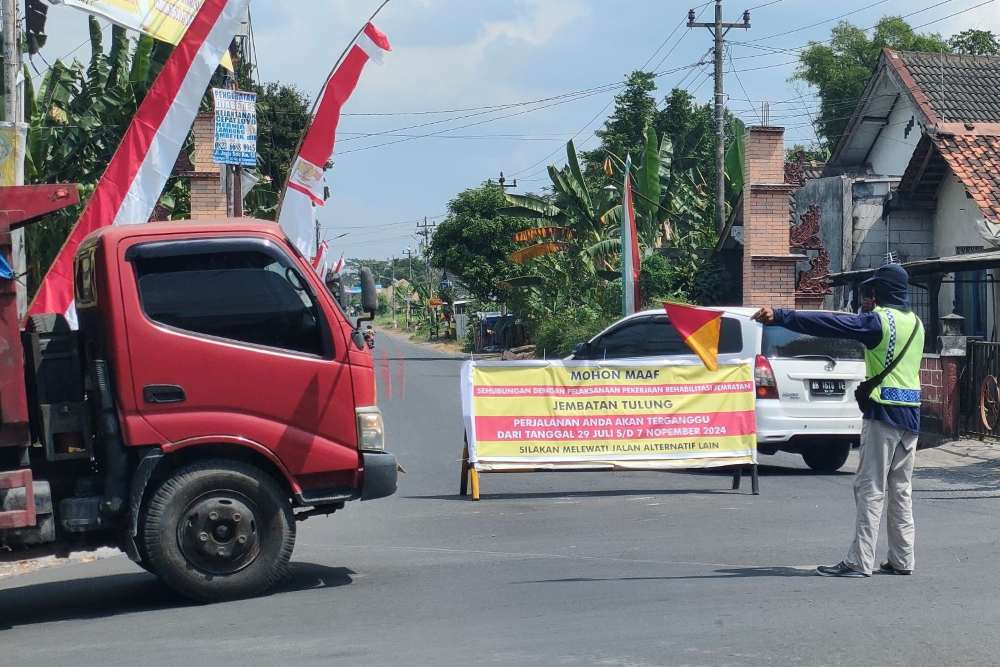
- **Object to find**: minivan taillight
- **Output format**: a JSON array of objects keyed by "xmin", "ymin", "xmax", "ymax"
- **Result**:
[{"xmin": 755, "ymin": 355, "xmax": 779, "ymax": 399}]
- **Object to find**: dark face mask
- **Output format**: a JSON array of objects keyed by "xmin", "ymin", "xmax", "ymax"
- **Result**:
[{"xmin": 861, "ymin": 287, "xmax": 876, "ymax": 312}]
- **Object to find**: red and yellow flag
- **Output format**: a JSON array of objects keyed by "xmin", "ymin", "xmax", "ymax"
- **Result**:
[{"xmin": 663, "ymin": 302, "xmax": 722, "ymax": 371}]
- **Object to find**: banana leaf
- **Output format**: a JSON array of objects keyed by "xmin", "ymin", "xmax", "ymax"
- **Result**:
[
  {"xmin": 724, "ymin": 118, "xmax": 745, "ymax": 198},
  {"xmin": 565, "ymin": 140, "xmax": 593, "ymax": 217},
  {"xmin": 106, "ymin": 26, "xmax": 129, "ymax": 94},
  {"xmin": 129, "ymin": 35, "xmax": 154, "ymax": 87},
  {"xmin": 635, "ymin": 125, "xmax": 661, "ymax": 221},
  {"xmin": 509, "ymin": 242, "xmax": 568, "ymax": 264},
  {"xmin": 512, "ymin": 226, "xmax": 574, "ymax": 243},
  {"xmin": 600, "ymin": 204, "xmax": 622, "ymax": 228},
  {"xmin": 500, "ymin": 275, "xmax": 545, "ymax": 288}
]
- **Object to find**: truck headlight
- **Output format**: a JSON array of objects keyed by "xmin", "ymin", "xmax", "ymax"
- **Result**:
[{"xmin": 356, "ymin": 407, "xmax": 385, "ymax": 451}]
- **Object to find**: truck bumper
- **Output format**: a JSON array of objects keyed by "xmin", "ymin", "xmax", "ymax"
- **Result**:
[{"xmin": 360, "ymin": 451, "xmax": 397, "ymax": 501}]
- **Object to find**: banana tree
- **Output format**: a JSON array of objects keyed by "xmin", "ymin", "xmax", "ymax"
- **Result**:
[
  {"xmin": 21, "ymin": 19, "xmax": 174, "ymax": 293},
  {"xmin": 501, "ymin": 140, "xmax": 621, "ymax": 271}
]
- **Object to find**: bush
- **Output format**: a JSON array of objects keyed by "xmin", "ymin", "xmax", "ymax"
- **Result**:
[{"xmin": 533, "ymin": 307, "xmax": 616, "ymax": 359}]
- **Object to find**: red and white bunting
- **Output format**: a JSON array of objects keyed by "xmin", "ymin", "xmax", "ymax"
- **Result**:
[
  {"xmin": 29, "ymin": 0, "xmax": 250, "ymax": 326},
  {"xmin": 622, "ymin": 157, "xmax": 641, "ymax": 315},
  {"xmin": 278, "ymin": 22, "xmax": 391, "ymax": 259}
]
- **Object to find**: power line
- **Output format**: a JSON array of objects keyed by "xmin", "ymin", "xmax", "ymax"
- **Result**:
[
  {"xmin": 740, "ymin": 0, "xmax": 890, "ymax": 45},
  {"xmin": 727, "ymin": 44, "xmax": 762, "ymax": 124},
  {"xmin": 511, "ymin": 1, "xmax": 714, "ymax": 180}
]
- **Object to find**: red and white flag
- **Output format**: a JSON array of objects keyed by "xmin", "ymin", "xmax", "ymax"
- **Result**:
[
  {"xmin": 312, "ymin": 240, "xmax": 330, "ymax": 271},
  {"xmin": 332, "ymin": 254, "xmax": 345, "ymax": 275},
  {"xmin": 622, "ymin": 156, "xmax": 642, "ymax": 315},
  {"xmin": 29, "ymin": 0, "xmax": 250, "ymax": 325},
  {"xmin": 278, "ymin": 22, "xmax": 391, "ymax": 260}
]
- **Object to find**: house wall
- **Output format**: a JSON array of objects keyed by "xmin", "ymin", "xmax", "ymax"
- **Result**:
[
  {"xmin": 867, "ymin": 98, "xmax": 920, "ymax": 177},
  {"xmin": 934, "ymin": 171, "xmax": 990, "ymax": 318},
  {"xmin": 850, "ymin": 180, "xmax": 897, "ymax": 270}
]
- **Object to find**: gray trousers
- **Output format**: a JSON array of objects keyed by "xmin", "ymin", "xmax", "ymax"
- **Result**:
[{"xmin": 844, "ymin": 418, "xmax": 918, "ymax": 575}]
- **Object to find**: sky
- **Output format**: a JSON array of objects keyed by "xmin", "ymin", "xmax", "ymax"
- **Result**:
[{"xmin": 38, "ymin": 0, "xmax": 1000, "ymax": 260}]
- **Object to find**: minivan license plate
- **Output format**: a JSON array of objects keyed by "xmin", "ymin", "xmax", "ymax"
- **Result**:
[{"xmin": 810, "ymin": 379, "xmax": 846, "ymax": 396}]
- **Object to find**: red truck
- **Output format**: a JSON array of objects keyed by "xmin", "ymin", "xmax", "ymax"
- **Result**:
[{"xmin": 0, "ymin": 209, "xmax": 396, "ymax": 601}]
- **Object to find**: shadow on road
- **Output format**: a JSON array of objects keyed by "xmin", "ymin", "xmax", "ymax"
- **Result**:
[
  {"xmin": 407, "ymin": 488, "xmax": 740, "ymax": 502},
  {"xmin": 517, "ymin": 566, "xmax": 815, "ymax": 584},
  {"xmin": 683, "ymin": 464, "xmax": 851, "ymax": 478},
  {"xmin": 0, "ymin": 562, "xmax": 353, "ymax": 630}
]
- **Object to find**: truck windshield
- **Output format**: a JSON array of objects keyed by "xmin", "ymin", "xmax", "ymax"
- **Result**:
[{"xmin": 762, "ymin": 326, "xmax": 865, "ymax": 360}]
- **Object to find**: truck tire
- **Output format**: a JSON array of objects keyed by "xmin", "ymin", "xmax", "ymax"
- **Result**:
[
  {"xmin": 141, "ymin": 459, "xmax": 295, "ymax": 602},
  {"xmin": 802, "ymin": 442, "xmax": 851, "ymax": 473}
]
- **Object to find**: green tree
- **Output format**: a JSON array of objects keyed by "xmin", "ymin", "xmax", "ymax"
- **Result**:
[
  {"xmin": 795, "ymin": 17, "xmax": 949, "ymax": 146},
  {"xmin": 22, "ymin": 22, "xmax": 173, "ymax": 292},
  {"xmin": 245, "ymin": 82, "xmax": 310, "ymax": 218},
  {"xmin": 429, "ymin": 182, "xmax": 531, "ymax": 302},
  {"xmin": 948, "ymin": 29, "xmax": 1000, "ymax": 55},
  {"xmin": 582, "ymin": 71, "xmax": 658, "ymax": 183}
]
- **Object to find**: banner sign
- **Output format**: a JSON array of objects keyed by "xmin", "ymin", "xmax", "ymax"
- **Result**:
[
  {"xmin": 212, "ymin": 88, "xmax": 257, "ymax": 166},
  {"xmin": 461, "ymin": 360, "xmax": 757, "ymax": 472},
  {"xmin": 51, "ymin": 0, "xmax": 235, "ymax": 69}
]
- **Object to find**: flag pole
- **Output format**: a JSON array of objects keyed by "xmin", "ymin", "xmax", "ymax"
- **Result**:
[{"xmin": 275, "ymin": 0, "xmax": 392, "ymax": 219}]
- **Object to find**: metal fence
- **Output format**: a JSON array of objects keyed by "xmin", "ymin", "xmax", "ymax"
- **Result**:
[{"xmin": 963, "ymin": 341, "xmax": 1000, "ymax": 439}]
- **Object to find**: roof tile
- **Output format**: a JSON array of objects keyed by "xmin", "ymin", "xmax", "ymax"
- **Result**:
[
  {"xmin": 897, "ymin": 51, "xmax": 1000, "ymax": 123},
  {"xmin": 929, "ymin": 134, "xmax": 1000, "ymax": 226}
]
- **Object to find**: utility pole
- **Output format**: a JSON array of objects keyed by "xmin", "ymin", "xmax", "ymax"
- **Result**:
[
  {"xmin": 315, "ymin": 218, "xmax": 321, "ymax": 256},
  {"xmin": 688, "ymin": 1, "xmax": 750, "ymax": 234},
  {"xmin": 390, "ymin": 256, "xmax": 396, "ymax": 328},
  {"xmin": 2, "ymin": 0, "xmax": 17, "ymax": 124},
  {"xmin": 404, "ymin": 247, "xmax": 414, "ymax": 330},
  {"xmin": 3, "ymin": 0, "xmax": 26, "ymax": 316},
  {"xmin": 416, "ymin": 217, "xmax": 437, "ymax": 331}
]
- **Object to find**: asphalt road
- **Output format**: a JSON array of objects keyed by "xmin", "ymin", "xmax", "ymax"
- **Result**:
[{"xmin": 3, "ymin": 333, "xmax": 1000, "ymax": 666}]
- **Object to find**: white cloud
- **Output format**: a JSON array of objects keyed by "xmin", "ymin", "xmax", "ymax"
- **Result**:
[
  {"xmin": 254, "ymin": 0, "xmax": 587, "ymax": 108},
  {"xmin": 936, "ymin": 2, "xmax": 1000, "ymax": 36}
]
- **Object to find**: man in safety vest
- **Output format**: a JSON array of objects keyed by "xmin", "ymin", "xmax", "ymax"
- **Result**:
[{"xmin": 753, "ymin": 263, "xmax": 925, "ymax": 578}]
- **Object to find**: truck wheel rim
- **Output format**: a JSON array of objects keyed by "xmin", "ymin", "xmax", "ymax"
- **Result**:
[{"xmin": 177, "ymin": 491, "xmax": 261, "ymax": 576}]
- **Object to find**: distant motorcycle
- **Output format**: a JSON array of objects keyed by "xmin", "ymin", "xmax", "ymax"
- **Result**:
[{"xmin": 364, "ymin": 325, "xmax": 376, "ymax": 350}]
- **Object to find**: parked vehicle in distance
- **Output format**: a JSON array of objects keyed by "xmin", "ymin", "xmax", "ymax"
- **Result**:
[{"xmin": 569, "ymin": 307, "xmax": 866, "ymax": 472}]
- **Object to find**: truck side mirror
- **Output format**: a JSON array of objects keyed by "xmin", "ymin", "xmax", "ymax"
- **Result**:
[
  {"xmin": 571, "ymin": 342, "xmax": 590, "ymax": 358},
  {"xmin": 360, "ymin": 267, "xmax": 378, "ymax": 316}
]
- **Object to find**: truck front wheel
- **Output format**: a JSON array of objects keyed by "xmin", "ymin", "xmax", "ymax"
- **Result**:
[{"xmin": 141, "ymin": 460, "xmax": 295, "ymax": 602}]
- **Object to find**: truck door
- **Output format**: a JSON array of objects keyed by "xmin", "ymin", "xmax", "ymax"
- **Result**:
[{"xmin": 120, "ymin": 236, "xmax": 359, "ymax": 484}]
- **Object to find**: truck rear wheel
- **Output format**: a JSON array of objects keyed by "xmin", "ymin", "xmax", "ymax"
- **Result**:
[
  {"xmin": 141, "ymin": 460, "xmax": 295, "ymax": 602},
  {"xmin": 802, "ymin": 442, "xmax": 851, "ymax": 473}
]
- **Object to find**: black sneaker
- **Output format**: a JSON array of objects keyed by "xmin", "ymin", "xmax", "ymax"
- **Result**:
[
  {"xmin": 816, "ymin": 561, "xmax": 869, "ymax": 578},
  {"xmin": 878, "ymin": 561, "xmax": 913, "ymax": 575}
]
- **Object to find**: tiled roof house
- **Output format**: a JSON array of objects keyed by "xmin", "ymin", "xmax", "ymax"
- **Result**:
[{"xmin": 815, "ymin": 48, "xmax": 1000, "ymax": 340}]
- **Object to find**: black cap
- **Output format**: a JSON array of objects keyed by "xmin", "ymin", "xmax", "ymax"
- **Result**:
[{"xmin": 862, "ymin": 263, "xmax": 910, "ymax": 309}]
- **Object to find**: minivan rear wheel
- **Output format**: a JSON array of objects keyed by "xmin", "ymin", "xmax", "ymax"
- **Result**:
[{"xmin": 802, "ymin": 442, "xmax": 851, "ymax": 473}]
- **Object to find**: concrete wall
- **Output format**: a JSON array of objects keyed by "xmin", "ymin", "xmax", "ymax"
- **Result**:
[
  {"xmin": 850, "ymin": 180, "xmax": 897, "ymax": 270},
  {"xmin": 867, "ymin": 98, "xmax": 920, "ymax": 177},
  {"xmin": 933, "ymin": 170, "xmax": 993, "ymax": 325},
  {"xmin": 793, "ymin": 176, "xmax": 850, "ymax": 309}
]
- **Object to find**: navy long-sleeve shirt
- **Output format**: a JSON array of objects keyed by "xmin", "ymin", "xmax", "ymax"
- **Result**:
[{"xmin": 771, "ymin": 308, "xmax": 920, "ymax": 434}]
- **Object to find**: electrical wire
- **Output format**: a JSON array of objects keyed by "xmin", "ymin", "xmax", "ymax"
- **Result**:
[{"xmin": 727, "ymin": 44, "xmax": 762, "ymax": 124}]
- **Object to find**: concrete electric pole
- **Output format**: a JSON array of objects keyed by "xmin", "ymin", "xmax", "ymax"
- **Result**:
[
  {"xmin": 687, "ymin": 1, "xmax": 750, "ymax": 234},
  {"xmin": 3, "ymin": 0, "xmax": 27, "ymax": 316}
]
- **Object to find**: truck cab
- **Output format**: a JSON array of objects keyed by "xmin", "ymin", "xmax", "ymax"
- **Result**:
[{"xmin": 1, "ymin": 219, "xmax": 396, "ymax": 601}]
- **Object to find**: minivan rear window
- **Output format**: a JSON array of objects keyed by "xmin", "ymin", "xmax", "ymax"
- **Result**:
[
  {"xmin": 762, "ymin": 326, "xmax": 865, "ymax": 360},
  {"xmin": 585, "ymin": 315, "xmax": 743, "ymax": 360}
]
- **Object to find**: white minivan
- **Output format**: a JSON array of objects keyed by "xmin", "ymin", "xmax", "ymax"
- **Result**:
[{"xmin": 569, "ymin": 307, "xmax": 866, "ymax": 472}]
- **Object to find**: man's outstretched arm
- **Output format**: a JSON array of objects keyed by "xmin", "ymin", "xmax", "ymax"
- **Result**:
[{"xmin": 752, "ymin": 307, "xmax": 882, "ymax": 349}]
